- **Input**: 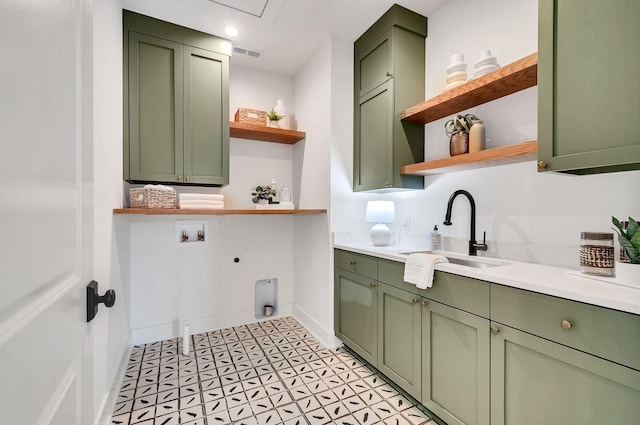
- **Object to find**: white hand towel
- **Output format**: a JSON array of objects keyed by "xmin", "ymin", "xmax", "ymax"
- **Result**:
[
  {"xmin": 403, "ymin": 253, "xmax": 448, "ymax": 289},
  {"xmin": 179, "ymin": 199, "xmax": 224, "ymax": 206},
  {"xmin": 179, "ymin": 193, "xmax": 224, "ymax": 201},
  {"xmin": 179, "ymin": 204, "xmax": 224, "ymax": 209}
]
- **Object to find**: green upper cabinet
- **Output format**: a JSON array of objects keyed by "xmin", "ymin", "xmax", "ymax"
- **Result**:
[
  {"xmin": 123, "ymin": 11, "xmax": 230, "ymax": 186},
  {"xmin": 353, "ymin": 5, "xmax": 427, "ymax": 191},
  {"xmin": 538, "ymin": 0, "xmax": 640, "ymax": 174}
]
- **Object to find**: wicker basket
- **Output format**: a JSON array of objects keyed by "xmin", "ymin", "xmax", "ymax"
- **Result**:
[
  {"xmin": 234, "ymin": 108, "xmax": 267, "ymax": 126},
  {"xmin": 129, "ymin": 186, "xmax": 176, "ymax": 209}
]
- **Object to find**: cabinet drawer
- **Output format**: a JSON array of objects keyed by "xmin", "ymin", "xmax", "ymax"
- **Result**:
[
  {"xmin": 491, "ymin": 284, "xmax": 640, "ymax": 371},
  {"xmin": 378, "ymin": 259, "xmax": 490, "ymax": 318},
  {"xmin": 334, "ymin": 249, "xmax": 377, "ymax": 280}
]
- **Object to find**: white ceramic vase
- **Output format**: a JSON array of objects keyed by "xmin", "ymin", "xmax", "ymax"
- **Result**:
[{"xmin": 615, "ymin": 261, "xmax": 640, "ymax": 287}]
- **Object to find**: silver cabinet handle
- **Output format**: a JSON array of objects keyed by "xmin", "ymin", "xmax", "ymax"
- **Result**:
[
  {"xmin": 412, "ymin": 298, "xmax": 420, "ymax": 304},
  {"xmin": 561, "ymin": 320, "xmax": 573, "ymax": 330},
  {"xmin": 370, "ymin": 282, "xmax": 376, "ymax": 288},
  {"xmin": 177, "ymin": 175, "xmax": 182, "ymax": 181},
  {"xmin": 490, "ymin": 326, "xmax": 500, "ymax": 335},
  {"xmin": 421, "ymin": 300, "xmax": 428, "ymax": 307}
]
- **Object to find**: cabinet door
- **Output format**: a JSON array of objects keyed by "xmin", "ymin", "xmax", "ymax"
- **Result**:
[
  {"xmin": 538, "ymin": 0, "xmax": 640, "ymax": 173},
  {"xmin": 377, "ymin": 283, "xmax": 421, "ymax": 399},
  {"xmin": 354, "ymin": 80, "xmax": 394, "ymax": 191},
  {"xmin": 491, "ymin": 323, "xmax": 640, "ymax": 425},
  {"xmin": 422, "ymin": 301, "xmax": 490, "ymax": 425},
  {"xmin": 183, "ymin": 46, "xmax": 229, "ymax": 185},
  {"xmin": 334, "ymin": 269, "xmax": 378, "ymax": 365},
  {"xmin": 355, "ymin": 30, "xmax": 393, "ymax": 98},
  {"xmin": 127, "ymin": 32, "xmax": 184, "ymax": 183}
]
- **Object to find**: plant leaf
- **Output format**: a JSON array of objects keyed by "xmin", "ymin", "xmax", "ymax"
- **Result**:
[
  {"xmin": 612, "ymin": 216, "xmax": 624, "ymax": 234},
  {"xmin": 627, "ymin": 217, "xmax": 639, "ymax": 239},
  {"xmin": 629, "ymin": 226, "xmax": 640, "ymax": 253}
]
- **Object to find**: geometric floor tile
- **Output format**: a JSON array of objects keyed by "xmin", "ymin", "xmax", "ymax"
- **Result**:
[{"xmin": 111, "ymin": 317, "xmax": 436, "ymax": 425}]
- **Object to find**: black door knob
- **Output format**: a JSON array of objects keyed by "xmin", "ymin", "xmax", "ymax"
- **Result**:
[{"xmin": 86, "ymin": 280, "xmax": 116, "ymax": 322}]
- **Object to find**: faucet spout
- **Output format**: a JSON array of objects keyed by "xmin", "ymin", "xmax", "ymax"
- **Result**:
[{"xmin": 442, "ymin": 190, "xmax": 488, "ymax": 256}]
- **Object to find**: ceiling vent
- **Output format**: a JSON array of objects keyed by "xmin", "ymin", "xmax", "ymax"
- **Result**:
[{"xmin": 233, "ymin": 46, "xmax": 261, "ymax": 58}]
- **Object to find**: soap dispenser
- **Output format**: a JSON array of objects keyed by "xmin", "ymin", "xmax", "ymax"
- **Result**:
[{"xmin": 431, "ymin": 225, "xmax": 441, "ymax": 250}]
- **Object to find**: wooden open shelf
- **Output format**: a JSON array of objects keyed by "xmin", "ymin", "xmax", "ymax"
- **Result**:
[
  {"xmin": 400, "ymin": 141, "xmax": 537, "ymax": 176},
  {"xmin": 400, "ymin": 53, "xmax": 538, "ymax": 124},
  {"xmin": 229, "ymin": 122, "xmax": 306, "ymax": 144},
  {"xmin": 114, "ymin": 208, "xmax": 326, "ymax": 215}
]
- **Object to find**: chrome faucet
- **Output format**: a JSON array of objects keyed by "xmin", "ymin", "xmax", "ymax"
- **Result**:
[{"xmin": 443, "ymin": 190, "xmax": 488, "ymax": 256}]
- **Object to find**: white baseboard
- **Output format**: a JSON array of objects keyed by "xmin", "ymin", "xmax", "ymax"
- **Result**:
[
  {"xmin": 292, "ymin": 305, "xmax": 341, "ymax": 349},
  {"xmin": 130, "ymin": 303, "xmax": 294, "ymax": 345},
  {"xmin": 97, "ymin": 336, "xmax": 133, "ymax": 425}
]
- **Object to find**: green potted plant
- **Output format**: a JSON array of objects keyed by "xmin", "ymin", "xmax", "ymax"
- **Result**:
[
  {"xmin": 251, "ymin": 184, "xmax": 277, "ymax": 205},
  {"xmin": 612, "ymin": 216, "xmax": 640, "ymax": 286},
  {"xmin": 266, "ymin": 110, "xmax": 283, "ymax": 128},
  {"xmin": 445, "ymin": 113, "xmax": 478, "ymax": 156}
]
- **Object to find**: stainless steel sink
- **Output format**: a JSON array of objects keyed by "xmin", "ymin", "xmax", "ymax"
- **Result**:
[{"xmin": 400, "ymin": 251, "xmax": 507, "ymax": 269}]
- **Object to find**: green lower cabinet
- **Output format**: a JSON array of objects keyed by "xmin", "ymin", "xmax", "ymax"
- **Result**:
[
  {"xmin": 377, "ymin": 283, "xmax": 421, "ymax": 399},
  {"xmin": 334, "ymin": 268, "xmax": 378, "ymax": 366},
  {"xmin": 490, "ymin": 323, "xmax": 640, "ymax": 425},
  {"xmin": 422, "ymin": 300, "xmax": 490, "ymax": 425}
]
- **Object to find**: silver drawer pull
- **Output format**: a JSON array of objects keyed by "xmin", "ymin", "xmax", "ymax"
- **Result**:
[
  {"xmin": 421, "ymin": 300, "xmax": 428, "ymax": 307},
  {"xmin": 369, "ymin": 282, "xmax": 376, "ymax": 288},
  {"xmin": 490, "ymin": 326, "xmax": 500, "ymax": 335},
  {"xmin": 561, "ymin": 320, "xmax": 573, "ymax": 330}
]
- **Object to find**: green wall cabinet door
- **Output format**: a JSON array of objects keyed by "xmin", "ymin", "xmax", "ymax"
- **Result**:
[
  {"xmin": 377, "ymin": 283, "xmax": 421, "ymax": 399},
  {"xmin": 124, "ymin": 11, "xmax": 230, "ymax": 186},
  {"xmin": 353, "ymin": 4, "xmax": 426, "ymax": 191},
  {"xmin": 491, "ymin": 323, "xmax": 640, "ymax": 425},
  {"xmin": 127, "ymin": 32, "xmax": 184, "ymax": 183},
  {"xmin": 422, "ymin": 300, "xmax": 490, "ymax": 425},
  {"xmin": 334, "ymin": 268, "xmax": 378, "ymax": 366},
  {"xmin": 354, "ymin": 80, "xmax": 394, "ymax": 191},
  {"xmin": 183, "ymin": 46, "xmax": 229, "ymax": 185},
  {"xmin": 538, "ymin": 0, "xmax": 640, "ymax": 174}
]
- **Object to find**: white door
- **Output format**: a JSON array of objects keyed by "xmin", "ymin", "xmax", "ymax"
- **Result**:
[{"xmin": 0, "ymin": 0, "xmax": 96, "ymax": 424}]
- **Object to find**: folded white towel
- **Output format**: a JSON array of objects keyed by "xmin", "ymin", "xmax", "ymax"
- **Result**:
[
  {"xmin": 179, "ymin": 199, "xmax": 224, "ymax": 206},
  {"xmin": 179, "ymin": 193, "xmax": 224, "ymax": 201},
  {"xmin": 179, "ymin": 204, "xmax": 224, "ymax": 209},
  {"xmin": 403, "ymin": 253, "xmax": 448, "ymax": 289}
]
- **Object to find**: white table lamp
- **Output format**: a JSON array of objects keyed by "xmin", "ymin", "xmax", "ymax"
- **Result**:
[{"xmin": 365, "ymin": 200, "xmax": 395, "ymax": 246}]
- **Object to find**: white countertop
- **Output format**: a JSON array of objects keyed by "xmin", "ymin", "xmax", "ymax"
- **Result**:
[{"xmin": 334, "ymin": 242, "xmax": 640, "ymax": 316}]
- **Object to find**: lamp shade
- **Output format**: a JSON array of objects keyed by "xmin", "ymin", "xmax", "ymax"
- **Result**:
[{"xmin": 365, "ymin": 201, "xmax": 396, "ymax": 223}]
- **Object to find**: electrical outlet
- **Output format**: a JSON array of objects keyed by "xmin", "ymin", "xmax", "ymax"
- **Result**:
[
  {"xmin": 402, "ymin": 217, "xmax": 411, "ymax": 232},
  {"xmin": 175, "ymin": 220, "xmax": 207, "ymax": 246}
]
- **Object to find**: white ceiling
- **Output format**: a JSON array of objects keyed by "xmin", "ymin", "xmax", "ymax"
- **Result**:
[{"xmin": 121, "ymin": 0, "xmax": 448, "ymax": 76}]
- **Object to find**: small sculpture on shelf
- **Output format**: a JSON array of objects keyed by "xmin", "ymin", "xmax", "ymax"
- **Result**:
[
  {"xmin": 251, "ymin": 184, "xmax": 277, "ymax": 205},
  {"xmin": 443, "ymin": 53, "xmax": 468, "ymax": 92},
  {"xmin": 445, "ymin": 113, "xmax": 479, "ymax": 156},
  {"xmin": 472, "ymin": 50, "xmax": 500, "ymax": 79}
]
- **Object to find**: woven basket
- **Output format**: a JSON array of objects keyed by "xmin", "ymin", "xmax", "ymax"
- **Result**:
[
  {"xmin": 234, "ymin": 108, "xmax": 267, "ymax": 126},
  {"xmin": 130, "ymin": 186, "xmax": 176, "ymax": 209}
]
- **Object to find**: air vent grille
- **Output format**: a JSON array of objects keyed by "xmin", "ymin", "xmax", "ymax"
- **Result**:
[{"xmin": 233, "ymin": 46, "xmax": 261, "ymax": 58}]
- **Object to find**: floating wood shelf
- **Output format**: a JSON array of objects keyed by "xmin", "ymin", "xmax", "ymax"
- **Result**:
[
  {"xmin": 400, "ymin": 53, "xmax": 538, "ymax": 124},
  {"xmin": 400, "ymin": 141, "xmax": 537, "ymax": 176},
  {"xmin": 114, "ymin": 208, "xmax": 326, "ymax": 215},
  {"xmin": 229, "ymin": 122, "xmax": 306, "ymax": 144}
]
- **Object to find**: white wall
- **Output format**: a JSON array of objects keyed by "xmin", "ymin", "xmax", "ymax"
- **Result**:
[
  {"xmin": 92, "ymin": 0, "xmax": 130, "ymax": 422},
  {"xmin": 127, "ymin": 65, "xmax": 300, "ymax": 344},
  {"xmin": 330, "ymin": 0, "xmax": 640, "ymax": 269},
  {"xmin": 291, "ymin": 38, "xmax": 333, "ymax": 345}
]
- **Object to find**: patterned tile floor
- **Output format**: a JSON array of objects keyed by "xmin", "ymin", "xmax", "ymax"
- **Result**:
[{"xmin": 111, "ymin": 317, "xmax": 435, "ymax": 425}]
